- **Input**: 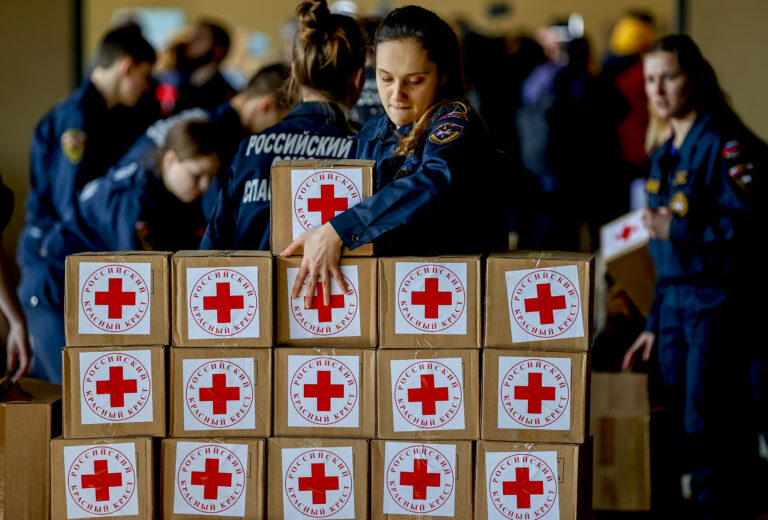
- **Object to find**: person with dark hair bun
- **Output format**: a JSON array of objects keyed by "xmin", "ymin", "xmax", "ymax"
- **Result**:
[
  {"xmin": 284, "ymin": 5, "xmax": 507, "ymax": 308},
  {"xmin": 201, "ymin": 0, "xmax": 366, "ymax": 250},
  {"xmin": 621, "ymin": 34, "xmax": 767, "ymax": 518}
]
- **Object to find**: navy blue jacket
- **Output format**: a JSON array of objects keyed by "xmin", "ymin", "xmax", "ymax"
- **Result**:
[
  {"xmin": 645, "ymin": 110, "xmax": 766, "ymax": 333},
  {"xmin": 331, "ymin": 103, "xmax": 508, "ymax": 255},
  {"xmin": 201, "ymin": 102, "xmax": 357, "ymax": 250},
  {"xmin": 18, "ymin": 81, "xmax": 152, "ymax": 309}
]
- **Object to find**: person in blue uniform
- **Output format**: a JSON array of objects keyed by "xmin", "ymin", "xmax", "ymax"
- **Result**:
[
  {"xmin": 0, "ymin": 175, "xmax": 31, "ymax": 381},
  {"xmin": 622, "ymin": 35, "xmax": 766, "ymax": 518},
  {"xmin": 200, "ymin": 0, "xmax": 366, "ymax": 250},
  {"xmin": 63, "ymin": 118, "xmax": 222, "ymax": 253},
  {"xmin": 118, "ymin": 63, "xmax": 292, "ymax": 217},
  {"xmin": 283, "ymin": 5, "xmax": 507, "ymax": 307},
  {"xmin": 17, "ymin": 25, "xmax": 156, "ymax": 383}
]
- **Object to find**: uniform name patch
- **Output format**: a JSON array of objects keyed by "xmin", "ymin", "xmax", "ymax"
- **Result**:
[{"xmin": 429, "ymin": 122, "xmax": 464, "ymax": 145}]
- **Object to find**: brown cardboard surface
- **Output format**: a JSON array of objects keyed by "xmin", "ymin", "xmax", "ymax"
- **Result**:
[
  {"xmin": 65, "ymin": 251, "xmax": 171, "ymax": 346},
  {"xmin": 267, "ymin": 437, "xmax": 369, "ymax": 520},
  {"xmin": 379, "ymin": 256, "xmax": 482, "ymax": 349},
  {"xmin": 0, "ymin": 378, "xmax": 61, "ymax": 520},
  {"xmin": 161, "ymin": 437, "xmax": 265, "ymax": 519},
  {"xmin": 271, "ymin": 159, "xmax": 375, "ymax": 256},
  {"xmin": 377, "ymin": 349, "xmax": 480, "ymax": 440},
  {"xmin": 169, "ymin": 348, "xmax": 272, "ymax": 438},
  {"xmin": 62, "ymin": 346, "xmax": 166, "ymax": 438},
  {"xmin": 484, "ymin": 251, "xmax": 594, "ymax": 351},
  {"xmin": 481, "ymin": 349, "xmax": 589, "ymax": 444},
  {"xmin": 276, "ymin": 257, "xmax": 377, "ymax": 348},
  {"xmin": 600, "ymin": 211, "xmax": 655, "ymax": 317},
  {"xmin": 474, "ymin": 440, "xmax": 592, "ymax": 520},
  {"xmin": 172, "ymin": 251, "xmax": 274, "ymax": 347},
  {"xmin": 50, "ymin": 436, "xmax": 154, "ymax": 520},
  {"xmin": 273, "ymin": 348, "xmax": 376, "ymax": 438},
  {"xmin": 591, "ymin": 372, "xmax": 650, "ymax": 511},
  {"xmin": 370, "ymin": 440, "xmax": 473, "ymax": 520}
]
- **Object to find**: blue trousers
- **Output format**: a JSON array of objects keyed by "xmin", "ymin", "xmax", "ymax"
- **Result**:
[
  {"xmin": 657, "ymin": 284, "xmax": 759, "ymax": 518},
  {"xmin": 24, "ymin": 304, "xmax": 64, "ymax": 384}
]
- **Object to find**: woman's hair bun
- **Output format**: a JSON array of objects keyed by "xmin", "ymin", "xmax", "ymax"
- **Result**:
[{"xmin": 296, "ymin": 0, "xmax": 331, "ymax": 43}]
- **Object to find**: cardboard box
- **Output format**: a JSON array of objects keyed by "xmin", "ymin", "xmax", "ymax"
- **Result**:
[
  {"xmin": 65, "ymin": 251, "xmax": 171, "ymax": 346},
  {"xmin": 591, "ymin": 372, "xmax": 650, "ymax": 511},
  {"xmin": 484, "ymin": 251, "xmax": 594, "ymax": 351},
  {"xmin": 62, "ymin": 346, "xmax": 166, "ymax": 438},
  {"xmin": 162, "ymin": 437, "xmax": 265, "ymax": 519},
  {"xmin": 377, "ymin": 349, "xmax": 480, "ymax": 440},
  {"xmin": 273, "ymin": 348, "xmax": 376, "ymax": 439},
  {"xmin": 267, "ymin": 437, "xmax": 369, "ymax": 520},
  {"xmin": 600, "ymin": 210, "xmax": 655, "ymax": 317},
  {"xmin": 271, "ymin": 159, "xmax": 375, "ymax": 256},
  {"xmin": 172, "ymin": 251, "xmax": 274, "ymax": 347},
  {"xmin": 379, "ymin": 257, "xmax": 482, "ymax": 349},
  {"xmin": 51, "ymin": 436, "xmax": 154, "ymax": 520},
  {"xmin": 474, "ymin": 440, "xmax": 592, "ymax": 520},
  {"xmin": 481, "ymin": 349, "xmax": 589, "ymax": 444},
  {"xmin": 370, "ymin": 440, "xmax": 473, "ymax": 520},
  {"xmin": 169, "ymin": 348, "xmax": 272, "ymax": 438},
  {"xmin": 0, "ymin": 378, "xmax": 61, "ymax": 520},
  {"xmin": 276, "ymin": 257, "xmax": 377, "ymax": 348}
]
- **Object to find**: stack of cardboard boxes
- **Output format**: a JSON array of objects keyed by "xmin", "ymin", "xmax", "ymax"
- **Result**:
[
  {"xmin": 48, "ymin": 159, "xmax": 595, "ymax": 519},
  {"xmin": 479, "ymin": 252, "xmax": 594, "ymax": 520}
]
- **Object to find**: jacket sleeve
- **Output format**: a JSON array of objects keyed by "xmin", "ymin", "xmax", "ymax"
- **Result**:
[
  {"xmin": 200, "ymin": 161, "xmax": 238, "ymax": 250},
  {"xmin": 330, "ymin": 112, "xmax": 470, "ymax": 249}
]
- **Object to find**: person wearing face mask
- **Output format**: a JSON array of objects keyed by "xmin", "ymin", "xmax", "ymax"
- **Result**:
[
  {"xmin": 621, "ymin": 35, "xmax": 767, "ymax": 519},
  {"xmin": 283, "ymin": 5, "xmax": 507, "ymax": 308}
]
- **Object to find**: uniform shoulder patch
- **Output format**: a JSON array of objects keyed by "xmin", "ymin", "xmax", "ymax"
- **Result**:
[
  {"xmin": 722, "ymin": 140, "xmax": 741, "ymax": 160},
  {"xmin": 645, "ymin": 178, "xmax": 660, "ymax": 194},
  {"xmin": 61, "ymin": 128, "xmax": 86, "ymax": 165},
  {"xmin": 428, "ymin": 121, "xmax": 465, "ymax": 145},
  {"xmin": 728, "ymin": 162, "xmax": 755, "ymax": 194}
]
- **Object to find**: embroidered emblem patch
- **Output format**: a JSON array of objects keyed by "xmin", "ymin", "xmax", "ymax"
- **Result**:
[
  {"xmin": 672, "ymin": 170, "xmax": 688, "ymax": 186},
  {"xmin": 645, "ymin": 179, "xmax": 660, "ymax": 194},
  {"xmin": 722, "ymin": 140, "xmax": 741, "ymax": 160},
  {"xmin": 429, "ymin": 122, "xmax": 464, "ymax": 145},
  {"xmin": 729, "ymin": 163, "xmax": 755, "ymax": 193},
  {"xmin": 61, "ymin": 128, "xmax": 86, "ymax": 165},
  {"xmin": 670, "ymin": 191, "xmax": 689, "ymax": 217}
]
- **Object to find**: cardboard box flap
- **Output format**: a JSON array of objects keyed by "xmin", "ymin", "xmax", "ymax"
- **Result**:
[
  {"xmin": 0, "ymin": 377, "xmax": 61, "ymax": 404},
  {"xmin": 490, "ymin": 250, "xmax": 595, "ymax": 263},
  {"xmin": 68, "ymin": 251, "xmax": 172, "ymax": 258},
  {"xmin": 273, "ymin": 159, "xmax": 376, "ymax": 168},
  {"xmin": 176, "ymin": 250, "xmax": 272, "ymax": 258},
  {"xmin": 591, "ymin": 372, "xmax": 649, "ymax": 417}
]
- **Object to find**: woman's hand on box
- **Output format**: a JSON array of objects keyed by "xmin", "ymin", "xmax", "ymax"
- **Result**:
[{"xmin": 282, "ymin": 223, "xmax": 345, "ymax": 308}]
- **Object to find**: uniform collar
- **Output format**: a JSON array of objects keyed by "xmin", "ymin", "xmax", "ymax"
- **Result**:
[
  {"xmin": 676, "ymin": 112, "xmax": 713, "ymax": 159},
  {"xmin": 284, "ymin": 101, "xmax": 351, "ymax": 129},
  {"xmin": 357, "ymin": 112, "xmax": 414, "ymax": 144}
]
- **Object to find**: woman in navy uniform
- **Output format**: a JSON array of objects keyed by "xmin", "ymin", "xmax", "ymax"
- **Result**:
[
  {"xmin": 283, "ymin": 5, "xmax": 507, "ymax": 306},
  {"xmin": 200, "ymin": 0, "xmax": 366, "ymax": 250},
  {"xmin": 622, "ymin": 35, "xmax": 766, "ymax": 518}
]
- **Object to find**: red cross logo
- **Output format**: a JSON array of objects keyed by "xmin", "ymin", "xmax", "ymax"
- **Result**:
[
  {"xmin": 81, "ymin": 459, "xmax": 122, "ymax": 502},
  {"xmin": 616, "ymin": 224, "xmax": 636, "ymax": 241},
  {"xmin": 503, "ymin": 467, "xmax": 544, "ymax": 509},
  {"xmin": 411, "ymin": 278, "xmax": 452, "ymax": 319},
  {"xmin": 95, "ymin": 366, "xmax": 138, "ymax": 408},
  {"xmin": 303, "ymin": 370, "xmax": 344, "ymax": 411},
  {"xmin": 514, "ymin": 373, "xmax": 556, "ymax": 414},
  {"xmin": 191, "ymin": 458, "xmax": 232, "ymax": 500},
  {"xmin": 307, "ymin": 184, "xmax": 348, "ymax": 224},
  {"xmin": 199, "ymin": 373, "xmax": 240, "ymax": 415},
  {"xmin": 307, "ymin": 284, "xmax": 345, "ymax": 323},
  {"xmin": 299, "ymin": 463, "xmax": 339, "ymax": 504},
  {"xmin": 408, "ymin": 374, "xmax": 449, "ymax": 415},
  {"xmin": 524, "ymin": 283, "xmax": 566, "ymax": 325},
  {"xmin": 203, "ymin": 282, "xmax": 244, "ymax": 323},
  {"xmin": 400, "ymin": 459, "xmax": 441, "ymax": 500},
  {"xmin": 94, "ymin": 278, "xmax": 135, "ymax": 319}
]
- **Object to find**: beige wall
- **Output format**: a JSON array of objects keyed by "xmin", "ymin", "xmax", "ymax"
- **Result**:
[
  {"xmin": 689, "ymin": 0, "xmax": 768, "ymax": 139},
  {"xmin": 0, "ymin": 0, "xmax": 74, "ymax": 256}
]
